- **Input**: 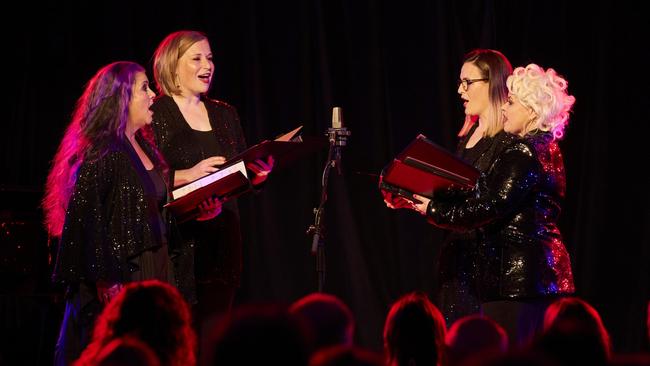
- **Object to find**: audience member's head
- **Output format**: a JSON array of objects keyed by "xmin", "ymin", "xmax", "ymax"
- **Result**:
[
  {"xmin": 534, "ymin": 297, "xmax": 611, "ymax": 366},
  {"xmin": 542, "ymin": 297, "xmax": 611, "ymax": 356},
  {"xmin": 309, "ymin": 345, "xmax": 384, "ymax": 366},
  {"xmin": 290, "ymin": 292, "xmax": 355, "ymax": 352},
  {"xmin": 534, "ymin": 321, "xmax": 608, "ymax": 366},
  {"xmin": 203, "ymin": 303, "xmax": 309, "ymax": 366},
  {"xmin": 75, "ymin": 280, "xmax": 196, "ymax": 366},
  {"xmin": 383, "ymin": 292, "xmax": 446, "ymax": 366},
  {"xmin": 94, "ymin": 336, "xmax": 161, "ymax": 366},
  {"xmin": 445, "ymin": 315, "xmax": 508, "ymax": 366}
]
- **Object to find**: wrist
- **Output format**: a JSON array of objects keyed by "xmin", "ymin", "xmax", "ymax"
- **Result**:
[{"xmin": 426, "ymin": 199, "xmax": 435, "ymax": 217}]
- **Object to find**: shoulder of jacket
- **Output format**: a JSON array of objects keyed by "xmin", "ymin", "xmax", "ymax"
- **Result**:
[
  {"xmin": 104, "ymin": 140, "xmax": 134, "ymax": 160},
  {"xmin": 151, "ymin": 94, "xmax": 173, "ymax": 109},
  {"xmin": 504, "ymin": 138, "xmax": 536, "ymax": 159},
  {"xmin": 203, "ymin": 97, "xmax": 237, "ymax": 112},
  {"xmin": 518, "ymin": 132, "xmax": 556, "ymax": 157},
  {"xmin": 78, "ymin": 148, "xmax": 125, "ymax": 176},
  {"xmin": 150, "ymin": 96, "xmax": 179, "ymax": 130}
]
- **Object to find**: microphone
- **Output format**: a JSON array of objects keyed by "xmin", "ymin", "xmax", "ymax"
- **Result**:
[
  {"xmin": 326, "ymin": 107, "xmax": 350, "ymax": 175},
  {"xmin": 331, "ymin": 107, "xmax": 343, "ymax": 175},
  {"xmin": 332, "ymin": 107, "xmax": 343, "ymax": 129}
]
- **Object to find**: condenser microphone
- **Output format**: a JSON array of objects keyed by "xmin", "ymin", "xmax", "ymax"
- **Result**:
[
  {"xmin": 331, "ymin": 107, "xmax": 343, "ymax": 174},
  {"xmin": 332, "ymin": 107, "xmax": 343, "ymax": 129}
]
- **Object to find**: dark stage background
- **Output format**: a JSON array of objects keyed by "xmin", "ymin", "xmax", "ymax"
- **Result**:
[{"xmin": 2, "ymin": 1, "xmax": 649, "ymax": 363}]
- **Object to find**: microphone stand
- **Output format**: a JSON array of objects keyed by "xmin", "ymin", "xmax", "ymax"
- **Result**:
[{"xmin": 307, "ymin": 122, "xmax": 350, "ymax": 292}]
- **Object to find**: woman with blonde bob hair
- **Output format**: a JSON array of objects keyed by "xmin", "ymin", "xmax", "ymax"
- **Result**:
[
  {"xmin": 403, "ymin": 63, "xmax": 577, "ymax": 344},
  {"xmin": 149, "ymin": 30, "xmax": 275, "ymax": 350}
]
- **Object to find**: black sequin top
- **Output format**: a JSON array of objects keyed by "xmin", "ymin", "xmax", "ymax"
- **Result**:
[
  {"xmin": 428, "ymin": 132, "xmax": 575, "ymax": 301},
  {"xmin": 52, "ymin": 136, "xmax": 171, "ymax": 284},
  {"xmin": 434, "ymin": 126, "xmax": 512, "ymax": 323},
  {"xmin": 150, "ymin": 95, "xmax": 247, "ymax": 285}
]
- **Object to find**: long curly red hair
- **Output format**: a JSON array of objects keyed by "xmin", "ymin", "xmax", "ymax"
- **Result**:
[{"xmin": 43, "ymin": 61, "xmax": 169, "ymax": 238}]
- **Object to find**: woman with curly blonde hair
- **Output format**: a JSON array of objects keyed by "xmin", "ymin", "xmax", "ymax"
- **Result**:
[
  {"xmin": 503, "ymin": 64, "xmax": 575, "ymax": 139},
  {"xmin": 403, "ymin": 64, "xmax": 577, "ymax": 344}
]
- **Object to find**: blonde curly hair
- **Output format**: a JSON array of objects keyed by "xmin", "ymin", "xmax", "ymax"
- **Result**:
[{"xmin": 506, "ymin": 64, "xmax": 575, "ymax": 139}]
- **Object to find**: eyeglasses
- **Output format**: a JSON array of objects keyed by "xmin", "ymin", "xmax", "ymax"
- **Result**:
[{"xmin": 457, "ymin": 78, "xmax": 489, "ymax": 91}]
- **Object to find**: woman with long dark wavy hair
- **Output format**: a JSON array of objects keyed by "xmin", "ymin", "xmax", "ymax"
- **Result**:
[{"xmin": 43, "ymin": 61, "xmax": 212, "ymax": 365}]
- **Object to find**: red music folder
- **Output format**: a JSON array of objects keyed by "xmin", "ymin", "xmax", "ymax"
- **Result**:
[
  {"xmin": 380, "ymin": 134, "xmax": 479, "ymax": 199},
  {"xmin": 224, "ymin": 127, "xmax": 326, "ymax": 172},
  {"xmin": 165, "ymin": 126, "xmax": 326, "ymax": 222},
  {"xmin": 165, "ymin": 160, "xmax": 251, "ymax": 223}
]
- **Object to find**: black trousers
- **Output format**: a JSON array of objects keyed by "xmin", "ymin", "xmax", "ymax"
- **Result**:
[
  {"xmin": 53, "ymin": 283, "xmax": 101, "ymax": 366},
  {"xmin": 53, "ymin": 246, "xmax": 174, "ymax": 365}
]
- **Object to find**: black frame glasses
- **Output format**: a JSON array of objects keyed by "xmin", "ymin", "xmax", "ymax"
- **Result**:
[{"xmin": 457, "ymin": 78, "xmax": 489, "ymax": 91}]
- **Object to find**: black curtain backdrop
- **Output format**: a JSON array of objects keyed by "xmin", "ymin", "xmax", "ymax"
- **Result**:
[{"xmin": 3, "ymin": 0, "xmax": 649, "ymax": 362}]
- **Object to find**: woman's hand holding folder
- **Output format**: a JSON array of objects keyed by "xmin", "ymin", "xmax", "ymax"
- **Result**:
[
  {"xmin": 247, "ymin": 155, "xmax": 275, "ymax": 186},
  {"xmin": 196, "ymin": 196, "xmax": 223, "ymax": 221},
  {"xmin": 381, "ymin": 189, "xmax": 431, "ymax": 216}
]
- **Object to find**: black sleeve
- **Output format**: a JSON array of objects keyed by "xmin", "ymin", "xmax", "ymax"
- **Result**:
[
  {"xmin": 225, "ymin": 104, "xmax": 248, "ymax": 153},
  {"xmin": 427, "ymin": 142, "xmax": 539, "ymax": 231},
  {"xmin": 150, "ymin": 100, "xmax": 177, "ymax": 185},
  {"xmin": 52, "ymin": 154, "xmax": 121, "ymax": 283}
]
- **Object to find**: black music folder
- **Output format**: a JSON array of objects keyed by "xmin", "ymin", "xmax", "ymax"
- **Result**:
[
  {"xmin": 380, "ymin": 134, "xmax": 479, "ymax": 199},
  {"xmin": 165, "ymin": 126, "xmax": 326, "ymax": 222}
]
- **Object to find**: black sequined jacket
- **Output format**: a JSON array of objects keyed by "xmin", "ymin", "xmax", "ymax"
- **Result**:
[
  {"xmin": 428, "ymin": 132, "xmax": 575, "ymax": 301},
  {"xmin": 52, "ymin": 136, "xmax": 172, "ymax": 285},
  {"xmin": 433, "ymin": 129, "xmax": 513, "ymax": 321},
  {"xmin": 150, "ymin": 95, "xmax": 246, "ymax": 285}
]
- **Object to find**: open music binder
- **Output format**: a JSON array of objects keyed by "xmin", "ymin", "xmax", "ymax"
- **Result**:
[
  {"xmin": 380, "ymin": 134, "xmax": 480, "ymax": 199},
  {"xmin": 165, "ymin": 125, "xmax": 326, "ymax": 222}
]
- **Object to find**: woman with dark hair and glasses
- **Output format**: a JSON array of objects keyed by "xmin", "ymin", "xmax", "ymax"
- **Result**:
[
  {"xmin": 405, "ymin": 64, "xmax": 577, "ymax": 344},
  {"xmin": 384, "ymin": 49, "xmax": 514, "ymax": 326}
]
